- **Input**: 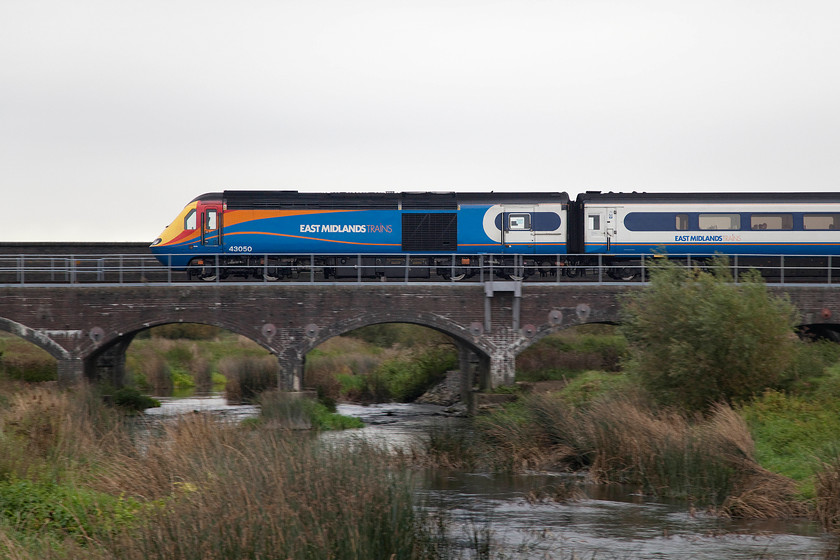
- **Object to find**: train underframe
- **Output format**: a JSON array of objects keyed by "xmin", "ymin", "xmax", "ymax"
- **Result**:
[
  {"xmin": 184, "ymin": 254, "xmax": 840, "ymax": 282},
  {"xmin": 185, "ymin": 254, "xmax": 583, "ymax": 282}
]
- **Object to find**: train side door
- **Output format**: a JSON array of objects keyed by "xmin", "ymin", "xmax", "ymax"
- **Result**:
[
  {"xmin": 585, "ymin": 207, "xmax": 608, "ymax": 252},
  {"xmin": 201, "ymin": 204, "xmax": 223, "ymax": 247},
  {"xmin": 604, "ymin": 207, "xmax": 618, "ymax": 251},
  {"xmin": 501, "ymin": 206, "xmax": 536, "ymax": 253}
]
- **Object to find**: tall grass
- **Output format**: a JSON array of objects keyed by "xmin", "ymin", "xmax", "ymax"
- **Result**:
[
  {"xmin": 816, "ymin": 456, "xmax": 840, "ymax": 534},
  {"xmin": 219, "ymin": 355, "xmax": 278, "ymax": 403},
  {"xmin": 0, "ymin": 382, "xmax": 448, "ymax": 559},
  {"xmin": 102, "ymin": 417, "xmax": 438, "ymax": 559},
  {"xmin": 424, "ymin": 394, "xmax": 805, "ymax": 517}
]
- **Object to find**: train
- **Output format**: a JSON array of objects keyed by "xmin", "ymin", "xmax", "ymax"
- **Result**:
[{"xmin": 149, "ymin": 190, "xmax": 840, "ymax": 281}]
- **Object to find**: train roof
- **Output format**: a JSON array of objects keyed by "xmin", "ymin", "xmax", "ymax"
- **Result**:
[
  {"xmin": 194, "ymin": 190, "xmax": 569, "ymax": 210},
  {"xmin": 576, "ymin": 191, "xmax": 840, "ymax": 204}
]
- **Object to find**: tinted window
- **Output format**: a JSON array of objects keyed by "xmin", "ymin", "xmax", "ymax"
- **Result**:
[
  {"xmin": 750, "ymin": 214, "xmax": 792, "ymax": 230},
  {"xmin": 804, "ymin": 214, "xmax": 840, "ymax": 230},
  {"xmin": 699, "ymin": 214, "xmax": 740, "ymax": 231}
]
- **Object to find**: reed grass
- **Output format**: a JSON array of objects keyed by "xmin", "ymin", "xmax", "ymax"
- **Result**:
[
  {"xmin": 424, "ymin": 394, "xmax": 805, "ymax": 518},
  {"xmin": 0, "ymin": 382, "xmax": 448, "ymax": 559},
  {"xmin": 102, "ymin": 415, "xmax": 439, "ymax": 559},
  {"xmin": 816, "ymin": 456, "xmax": 840, "ymax": 533},
  {"xmin": 220, "ymin": 355, "xmax": 278, "ymax": 403}
]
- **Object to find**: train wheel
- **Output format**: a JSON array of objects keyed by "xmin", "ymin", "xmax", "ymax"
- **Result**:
[
  {"xmin": 507, "ymin": 268, "xmax": 528, "ymax": 281},
  {"xmin": 261, "ymin": 269, "xmax": 281, "ymax": 282},
  {"xmin": 563, "ymin": 261, "xmax": 581, "ymax": 278},
  {"xmin": 609, "ymin": 268, "xmax": 638, "ymax": 281},
  {"xmin": 441, "ymin": 268, "xmax": 468, "ymax": 281}
]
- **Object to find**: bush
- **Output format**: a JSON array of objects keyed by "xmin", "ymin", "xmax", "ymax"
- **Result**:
[
  {"xmin": 112, "ymin": 387, "xmax": 160, "ymax": 412},
  {"xmin": 621, "ymin": 257, "xmax": 799, "ymax": 411}
]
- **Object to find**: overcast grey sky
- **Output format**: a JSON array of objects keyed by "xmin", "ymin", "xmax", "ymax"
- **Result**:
[{"xmin": 2, "ymin": 0, "xmax": 839, "ymax": 241}]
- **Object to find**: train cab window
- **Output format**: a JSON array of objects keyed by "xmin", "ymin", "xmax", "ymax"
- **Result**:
[
  {"xmin": 588, "ymin": 214, "xmax": 601, "ymax": 230},
  {"xmin": 804, "ymin": 214, "xmax": 840, "ymax": 230},
  {"xmin": 508, "ymin": 213, "xmax": 531, "ymax": 231},
  {"xmin": 205, "ymin": 209, "xmax": 218, "ymax": 231},
  {"xmin": 750, "ymin": 214, "xmax": 792, "ymax": 230},
  {"xmin": 184, "ymin": 209, "xmax": 197, "ymax": 230},
  {"xmin": 676, "ymin": 214, "xmax": 689, "ymax": 231},
  {"xmin": 699, "ymin": 214, "xmax": 740, "ymax": 231}
]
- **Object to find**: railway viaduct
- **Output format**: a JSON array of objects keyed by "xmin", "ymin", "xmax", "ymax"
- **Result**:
[{"xmin": 1, "ymin": 283, "xmax": 839, "ymax": 400}]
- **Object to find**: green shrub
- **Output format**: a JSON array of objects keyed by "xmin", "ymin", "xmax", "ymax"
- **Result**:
[
  {"xmin": 621, "ymin": 257, "xmax": 799, "ymax": 411},
  {"xmin": 112, "ymin": 387, "xmax": 160, "ymax": 412}
]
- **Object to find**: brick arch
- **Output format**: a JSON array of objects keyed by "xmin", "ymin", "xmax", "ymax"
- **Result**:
[
  {"xmin": 298, "ymin": 310, "xmax": 494, "ymax": 359},
  {"xmin": 82, "ymin": 317, "xmax": 278, "ymax": 362},
  {"xmin": 79, "ymin": 317, "xmax": 281, "ymax": 387},
  {"xmin": 0, "ymin": 316, "xmax": 71, "ymax": 361}
]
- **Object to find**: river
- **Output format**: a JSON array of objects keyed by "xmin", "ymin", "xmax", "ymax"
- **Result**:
[{"xmin": 147, "ymin": 395, "xmax": 840, "ymax": 559}]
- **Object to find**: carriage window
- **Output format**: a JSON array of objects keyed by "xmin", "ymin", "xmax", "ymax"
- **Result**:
[
  {"xmin": 588, "ymin": 214, "xmax": 601, "ymax": 230},
  {"xmin": 508, "ymin": 213, "xmax": 531, "ymax": 230},
  {"xmin": 804, "ymin": 214, "xmax": 840, "ymax": 230},
  {"xmin": 205, "ymin": 209, "xmax": 218, "ymax": 231},
  {"xmin": 750, "ymin": 214, "xmax": 792, "ymax": 230},
  {"xmin": 184, "ymin": 209, "xmax": 197, "ymax": 230},
  {"xmin": 676, "ymin": 214, "xmax": 689, "ymax": 231},
  {"xmin": 699, "ymin": 214, "xmax": 740, "ymax": 230}
]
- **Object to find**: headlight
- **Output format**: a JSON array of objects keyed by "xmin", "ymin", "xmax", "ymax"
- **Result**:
[{"xmin": 150, "ymin": 238, "xmax": 162, "ymax": 247}]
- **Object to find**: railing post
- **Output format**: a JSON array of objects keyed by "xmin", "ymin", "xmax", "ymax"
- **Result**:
[
  {"xmin": 780, "ymin": 255, "xmax": 785, "ymax": 285},
  {"xmin": 641, "ymin": 254, "xmax": 646, "ymax": 283},
  {"xmin": 734, "ymin": 255, "xmax": 739, "ymax": 284},
  {"xmin": 19, "ymin": 255, "xmax": 24, "ymax": 285},
  {"xmin": 357, "ymin": 254, "xmax": 362, "ymax": 283},
  {"xmin": 167, "ymin": 254, "xmax": 172, "ymax": 284},
  {"xmin": 310, "ymin": 254, "xmax": 315, "ymax": 283},
  {"xmin": 597, "ymin": 254, "xmax": 603, "ymax": 283}
]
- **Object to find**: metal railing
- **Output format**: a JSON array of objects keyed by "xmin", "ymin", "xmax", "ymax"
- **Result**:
[{"xmin": 1, "ymin": 253, "xmax": 839, "ymax": 286}]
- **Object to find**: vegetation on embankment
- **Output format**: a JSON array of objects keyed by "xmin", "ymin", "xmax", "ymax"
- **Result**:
[
  {"xmin": 422, "ymin": 258, "xmax": 840, "ymax": 531},
  {"xmin": 0, "ymin": 380, "xmax": 454, "ymax": 559}
]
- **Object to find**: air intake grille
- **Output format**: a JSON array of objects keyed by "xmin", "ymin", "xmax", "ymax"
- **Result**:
[{"xmin": 402, "ymin": 213, "xmax": 457, "ymax": 251}]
